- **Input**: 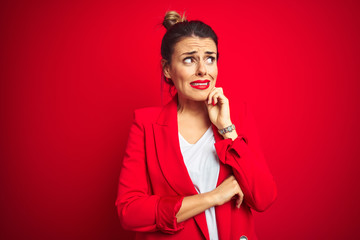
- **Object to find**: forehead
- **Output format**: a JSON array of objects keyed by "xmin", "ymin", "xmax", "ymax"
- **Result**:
[{"xmin": 173, "ymin": 37, "xmax": 217, "ymax": 55}]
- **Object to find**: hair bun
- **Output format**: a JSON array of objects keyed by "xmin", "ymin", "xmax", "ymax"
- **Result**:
[{"xmin": 163, "ymin": 11, "xmax": 186, "ymax": 30}]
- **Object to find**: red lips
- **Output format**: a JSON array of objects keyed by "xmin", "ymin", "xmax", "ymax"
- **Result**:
[{"xmin": 190, "ymin": 80, "xmax": 210, "ymax": 90}]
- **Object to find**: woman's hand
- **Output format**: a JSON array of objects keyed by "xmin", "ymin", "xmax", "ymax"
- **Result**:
[
  {"xmin": 205, "ymin": 87, "xmax": 232, "ymax": 130},
  {"xmin": 209, "ymin": 175, "xmax": 244, "ymax": 208},
  {"xmin": 176, "ymin": 175, "xmax": 243, "ymax": 223}
]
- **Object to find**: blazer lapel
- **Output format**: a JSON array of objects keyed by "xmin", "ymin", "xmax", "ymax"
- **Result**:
[
  {"xmin": 153, "ymin": 95, "xmax": 210, "ymax": 240},
  {"xmin": 153, "ymin": 95, "xmax": 196, "ymax": 196},
  {"xmin": 213, "ymin": 124, "xmax": 232, "ymax": 240}
]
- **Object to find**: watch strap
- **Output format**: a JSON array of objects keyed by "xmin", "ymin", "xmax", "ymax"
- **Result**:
[{"xmin": 218, "ymin": 124, "xmax": 236, "ymax": 135}]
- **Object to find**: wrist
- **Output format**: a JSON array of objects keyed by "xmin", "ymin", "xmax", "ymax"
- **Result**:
[
  {"xmin": 218, "ymin": 122, "xmax": 236, "ymax": 137},
  {"xmin": 204, "ymin": 190, "xmax": 218, "ymax": 207},
  {"xmin": 222, "ymin": 131, "xmax": 238, "ymax": 140},
  {"xmin": 217, "ymin": 120, "xmax": 233, "ymax": 130}
]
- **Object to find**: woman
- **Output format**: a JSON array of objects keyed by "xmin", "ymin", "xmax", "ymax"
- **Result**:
[{"xmin": 116, "ymin": 11, "xmax": 277, "ymax": 240}]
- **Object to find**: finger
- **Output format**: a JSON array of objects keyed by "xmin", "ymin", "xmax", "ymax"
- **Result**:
[
  {"xmin": 216, "ymin": 87, "xmax": 223, "ymax": 93},
  {"xmin": 236, "ymin": 192, "xmax": 244, "ymax": 208},
  {"xmin": 214, "ymin": 91, "xmax": 228, "ymax": 104},
  {"xmin": 212, "ymin": 92, "xmax": 221, "ymax": 105},
  {"xmin": 207, "ymin": 87, "xmax": 223, "ymax": 105},
  {"xmin": 213, "ymin": 96, "xmax": 218, "ymax": 106},
  {"xmin": 207, "ymin": 87, "xmax": 217, "ymax": 104}
]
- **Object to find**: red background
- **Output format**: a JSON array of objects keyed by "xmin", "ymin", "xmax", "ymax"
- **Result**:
[{"xmin": 1, "ymin": 0, "xmax": 360, "ymax": 239}]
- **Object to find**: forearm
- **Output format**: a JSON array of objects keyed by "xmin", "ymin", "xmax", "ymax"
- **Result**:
[
  {"xmin": 215, "ymin": 137, "xmax": 277, "ymax": 212},
  {"xmin": 176, "ymin": 192, "xmax": 214, "ymax": 223}
]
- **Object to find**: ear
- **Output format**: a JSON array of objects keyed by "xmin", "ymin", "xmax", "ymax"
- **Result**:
[{"xmin": 161, "ymin": 59, "xmax": 172, "ymax": 79}]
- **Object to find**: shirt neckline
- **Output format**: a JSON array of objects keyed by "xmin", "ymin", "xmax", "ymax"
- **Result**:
[{"xmin": 178, "ymin": 126, "xmax": 213, "ymax": 146}]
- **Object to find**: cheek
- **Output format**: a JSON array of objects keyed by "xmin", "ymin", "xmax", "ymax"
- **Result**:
[
  {"xmin": 209, "ymin": 65, "xmax": 218, "ymax": 77},
  {"xmin": 174, "ymin": 67, "xmax": 193, "ymax": 82},
  {"xmin": 171, "ymin": 70, "xmax": 188, "ymax": 89}
]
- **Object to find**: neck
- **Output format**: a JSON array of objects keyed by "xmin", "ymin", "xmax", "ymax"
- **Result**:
[{"xmin": 177, "ymin": 94, "xmax": 207, "ymax": 117}]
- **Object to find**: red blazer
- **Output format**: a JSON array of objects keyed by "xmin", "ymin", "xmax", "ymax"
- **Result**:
[{"xmin": 116, "ymin": 95, "xmax": 277, "ymax": 240}]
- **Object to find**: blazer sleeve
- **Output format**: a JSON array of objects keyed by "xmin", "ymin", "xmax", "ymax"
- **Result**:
[
  {"xmin": 214, "ymin": 102, "xmax": 277, "ymax": 212},
  {"xmin": 115, "ymin": 110, "xmax": 185, "ymax": 234}
]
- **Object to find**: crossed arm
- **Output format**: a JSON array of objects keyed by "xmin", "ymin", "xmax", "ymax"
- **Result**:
[{"xmin": 116, "ymin": 106, "xmax": 277, "ymax": 233}]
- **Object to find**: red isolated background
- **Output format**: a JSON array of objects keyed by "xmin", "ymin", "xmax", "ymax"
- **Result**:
[{"xmin": 1, "ymin": 0, "xmax": 359, "ymax": 239}]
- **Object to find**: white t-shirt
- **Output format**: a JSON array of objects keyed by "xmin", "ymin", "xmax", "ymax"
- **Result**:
[{"xmin": 178, "ymin": 126, "xmax": 220, "ymax": 240}]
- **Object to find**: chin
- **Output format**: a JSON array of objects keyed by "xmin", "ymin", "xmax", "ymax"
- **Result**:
[
  {"xmin": 178, "ymin": 87, "xmax": 212, "ymax": 102},
  {"xmin": 187, "ymin": 92, "xmax": 209, "ymax": 102}
]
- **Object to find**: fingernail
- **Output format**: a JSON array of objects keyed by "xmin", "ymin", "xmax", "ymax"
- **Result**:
[{"xmin": 212, "ymin": 101, "xmax": 216, "ymax": 106}]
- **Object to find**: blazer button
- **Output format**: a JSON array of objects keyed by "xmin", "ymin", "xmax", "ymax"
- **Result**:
[{"xmin": 240, "ymin": 236, "xmax": 248, "ymax": 240}]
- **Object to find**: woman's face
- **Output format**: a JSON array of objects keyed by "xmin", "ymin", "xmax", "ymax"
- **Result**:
[{"xmin": 163, "ymin": 36, "xmax": 218, "ymax": 102}]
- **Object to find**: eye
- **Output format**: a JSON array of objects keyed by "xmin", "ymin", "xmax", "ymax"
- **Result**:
[
  {"xmin": 183, "ymin": 57, "xmax": 193, "ymax": 64},
  {"xmin": 206, "ymin": 56, "xmax": 216, "ymax": 64}
]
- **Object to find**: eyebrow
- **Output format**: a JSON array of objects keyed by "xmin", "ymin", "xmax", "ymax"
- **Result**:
[{"xmin": 180, "ymin": 51, "xmax": 216, "ymax": 56}]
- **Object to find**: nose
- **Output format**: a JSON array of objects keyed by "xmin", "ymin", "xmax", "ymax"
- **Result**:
[{"xmin": 196, "ymin": 61, "xmax": 207, "ymax": 77}]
